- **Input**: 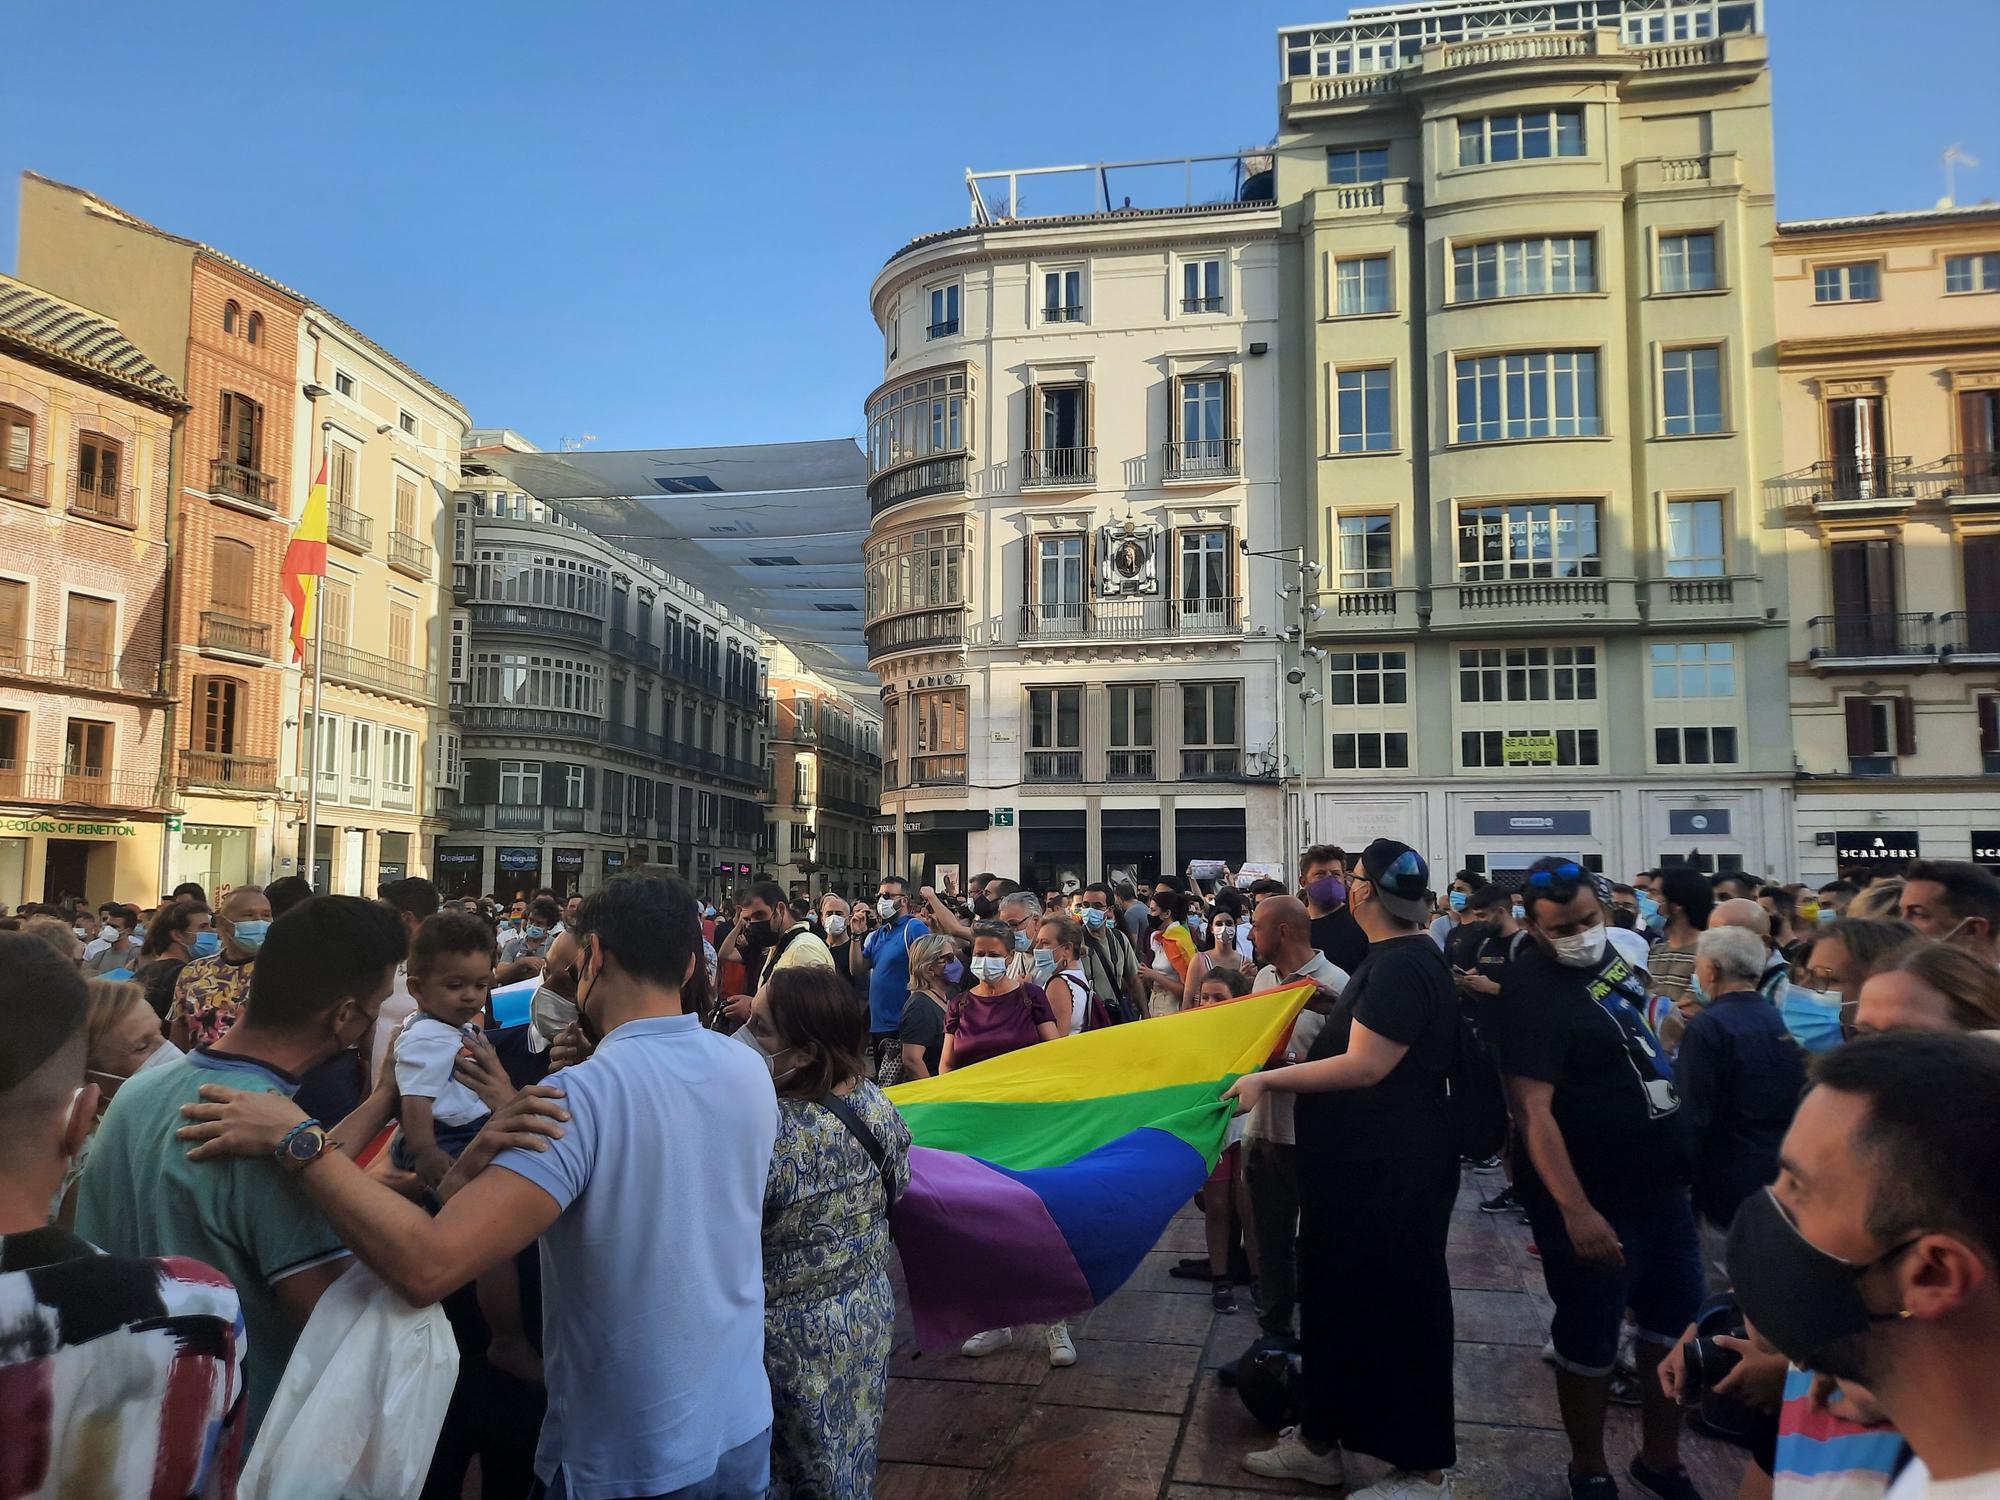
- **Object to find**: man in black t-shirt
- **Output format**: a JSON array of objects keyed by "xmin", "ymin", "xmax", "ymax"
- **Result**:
[
  {"xmin": 1490, "ymin": 858, "xmax": 1701, "ymax": 1500},
  {"xmin": 1301, "ymin": 844, "xmax": 1371, "ymax": 974}
]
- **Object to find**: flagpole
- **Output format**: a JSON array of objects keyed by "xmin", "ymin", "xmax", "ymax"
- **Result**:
[{"xmin": 303, "ymin": 421, "xmax": 328, "ymax": 888}]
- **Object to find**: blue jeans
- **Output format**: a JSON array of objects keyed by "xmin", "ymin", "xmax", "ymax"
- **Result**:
[
  {"xmin": 534, "ymin": 1428, "xmax": 771, "ymax": 1500},
  {"xmin": 1528, "ymin": 1188, "xmax": 1703, "ymax": 1377}
]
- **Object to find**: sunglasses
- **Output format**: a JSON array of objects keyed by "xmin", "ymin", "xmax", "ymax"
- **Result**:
[{"xmin": 1525, "ymin": 861, "xmax": 1586, "ymax": 890}]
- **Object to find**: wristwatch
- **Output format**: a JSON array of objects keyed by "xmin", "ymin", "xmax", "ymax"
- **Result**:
[{"xmin": 274, "ymin": 1119, "xmax": 333, "ymax": 1168}]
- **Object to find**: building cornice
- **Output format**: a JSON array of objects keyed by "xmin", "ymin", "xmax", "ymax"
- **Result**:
[{"xmin": 1775, "ymin": 327, "xmax": 2000, "ymax": 365}]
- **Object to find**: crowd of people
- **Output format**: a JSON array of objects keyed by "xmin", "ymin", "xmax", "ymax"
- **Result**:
[{"xmin": 2, "ymin": 846, "xmax": 1996, "ymax": 1500}]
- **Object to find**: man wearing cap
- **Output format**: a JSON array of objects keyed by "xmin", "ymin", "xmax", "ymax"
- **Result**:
[
  {"xmin": 1227, "ymin": 840, "xmax": 1461, "ymax": 1499},
  {"xmin": 0, "ymin": 931, "xmax": 247, "ymax": 1493}
]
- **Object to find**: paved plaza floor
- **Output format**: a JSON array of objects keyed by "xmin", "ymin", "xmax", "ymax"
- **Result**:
[{"xmin": 878, "ymin": 1170, "xmax": 1750, "ymax": 1500}]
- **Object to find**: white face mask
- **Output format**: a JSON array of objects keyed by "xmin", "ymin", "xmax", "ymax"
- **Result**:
[
  {"xmin": 877, "ymin": 897, "xmax": 899, "ymax": 920},
  {"xmin": 970, "ymin": 955, "xmax": 1008, "ymax": 983},
  {"xmin": 1549, "ymin": 924, "xmax": 1609, "ymax": 970},
  {"xmin": 824, "ymin": 913, "xmax": 848, "ymax": 937}
]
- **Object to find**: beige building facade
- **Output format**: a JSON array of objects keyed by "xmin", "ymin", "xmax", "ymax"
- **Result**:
[
  {"xmin": 764, "ymin": 639, "xmax": 881, "ymax": 897},
  {"xmin": 1273, "ymin": 0, "xmax": 1793, "ymax": 880},
  {"xmin": 1771, "ymin": 204, "xmax": 2000, "ymax": 879}
]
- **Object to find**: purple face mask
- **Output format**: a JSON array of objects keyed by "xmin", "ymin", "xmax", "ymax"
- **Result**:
[
  {"xmin": 1306, "ymin": 875, "xmax": 1346, "ymax": 908},
  {"xmin": 941, "ymin": 957, "xmax": 966, "ymax": 988}
]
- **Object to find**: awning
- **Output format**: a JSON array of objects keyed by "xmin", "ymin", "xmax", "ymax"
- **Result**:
[{"xmin": 480, "ymin": 439, "xmax": 875, "ymax": 694}]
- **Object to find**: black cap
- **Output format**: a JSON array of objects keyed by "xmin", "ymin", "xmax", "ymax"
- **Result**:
[
  {"xmin": 0, "ymin": 931, "xmax": 89, "ymax": 1091},
  {"xmin": 1356, "ymin": 839, "xmax": 1434, "ymax": 924}
]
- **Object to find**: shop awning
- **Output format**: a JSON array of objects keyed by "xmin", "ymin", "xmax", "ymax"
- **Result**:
[{"xmin": 480, "ymin": 439, "xmax": 875, "ymax": 694}]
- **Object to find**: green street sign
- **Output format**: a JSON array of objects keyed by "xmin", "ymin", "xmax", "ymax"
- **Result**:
[
  {"xmin": 992, "ymin": 807, "xmax": 1015, "ymax": 828},
  {"xmin": 165, "ymin": 818, "xmax": 183, "ymax": 833}
]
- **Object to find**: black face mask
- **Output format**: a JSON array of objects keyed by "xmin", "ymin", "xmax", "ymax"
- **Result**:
[
  {"xmin": 971, "ymin": 896, "xmax": 997, "ymax": 919},
  {"xmin": 742, "ymin": 918, "xmax": 773, "ymax": 947},
  {"xmin": 1727, "ymin": 1187, "xmax": 1916, "ymax": 1378}
]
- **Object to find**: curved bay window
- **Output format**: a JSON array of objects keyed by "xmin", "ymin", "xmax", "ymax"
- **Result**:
[
  {"xmin": 865, "ymin": 365, "xmax": 974, "ymax": 514},
  {"xmin": 468, "ymin": 650, "xmax": 605, "ymax": 721},
  {"xmin": 467, "ymin": 548, "xmax": 610, "ymax": 617},
  {"xmin": 864, "ymin": 523, "xmax": 967, "ymax": 660}
]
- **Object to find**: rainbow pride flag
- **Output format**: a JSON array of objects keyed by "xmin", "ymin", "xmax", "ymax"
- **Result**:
[{"xmin": 886, "ymin": 980, "xmax": 1313, "ymax": 1345}]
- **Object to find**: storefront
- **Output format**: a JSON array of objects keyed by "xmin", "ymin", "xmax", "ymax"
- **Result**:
[
  {"xmin": 551, "ymin": 847, "xmax": 585, "ymax": 898},
  {"xmin": 877, "ymin": 810, "xmax": 991, "ymax": 892},
  {"xmin": 435, "ymin": 845, "xmax": 484, "ymax": 899},
  {"xmin": 494, "ymin": 846, "xmax": 542, "ymax": 905},
  {"xmin": 1020, "ymin": 810, "xmax": 1086, "ymax": 896},
  {"xmin": 1832, "ymin": 829, "xmax": 1922, "ymax": 880},
  {"xmin": 0, "ymin": 814, "xmax": 165, "ymax": 908}
]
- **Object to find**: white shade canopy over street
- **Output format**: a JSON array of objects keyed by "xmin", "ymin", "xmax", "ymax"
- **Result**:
[{"xmin": 481, "ymin": 438, "xmax": 875, "ymax": 693}]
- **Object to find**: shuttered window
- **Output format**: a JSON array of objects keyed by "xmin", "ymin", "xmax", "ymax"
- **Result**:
[
  {"xmin": 388, "ymin": 602, "xmax": 414, "ymax": 666},
  {"xmin": 65, "ymin": 594, "xmax": 114, "ymax": 673},
  {"xmin": 211, "ymin": 538, "xmax": 255, "ymax": 612},
  {"xmin": 0, "ymin": 580, "xmax": 24, "ymax": 662}
]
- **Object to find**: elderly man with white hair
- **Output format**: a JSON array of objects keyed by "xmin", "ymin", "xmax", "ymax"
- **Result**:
[{"xmin": 1679, "ymin": 925, "xmax": 1808, "ymax": 1287}]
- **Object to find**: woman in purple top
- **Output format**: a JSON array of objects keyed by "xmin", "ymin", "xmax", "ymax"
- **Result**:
[
  {"xmin": 940, "ymin": 921, "xmax": 1058, "ymax": 1072},
  {"xmin": 942, "ymin": 921, "xmax": 1073, "ymax": 1368}
]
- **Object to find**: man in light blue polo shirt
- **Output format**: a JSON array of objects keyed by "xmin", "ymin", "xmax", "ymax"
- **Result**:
[{"xmin": 856, "ymin": 875, "xmax": 928, "ymax": 1068}]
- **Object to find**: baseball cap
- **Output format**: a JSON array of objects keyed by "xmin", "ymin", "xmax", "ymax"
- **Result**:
[{"xmin": 1356, "ymin": 839, "xmax": 1434, "ymax": 925}]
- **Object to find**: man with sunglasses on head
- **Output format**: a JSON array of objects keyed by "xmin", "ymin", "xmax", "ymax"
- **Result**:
[{"xmin": 1489, "ymin": 857, "xmax": 1703, "ymax": 1500}]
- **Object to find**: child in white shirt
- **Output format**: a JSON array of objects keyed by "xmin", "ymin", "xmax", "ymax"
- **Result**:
[{"xmin": 390, "ymin": 911, "xmax": 496, "ymax": 1191}]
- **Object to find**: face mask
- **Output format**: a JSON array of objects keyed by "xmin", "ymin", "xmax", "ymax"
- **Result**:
[
  {"xmin": 743, "ymin": 918, "xmax": 773, "ymax": 945},
  {"xmin": 136, "ymin": 1038, "xmax": 184, "ymax": 1073},
  {"xmin": 74, "ymin": 924, "xmax": 91, "ymax": 940},
  {"xmin": 1188, "ymin": 914, "xmax": 1207, "ymax": 939},
  {"xmin": 132, "ymin": 924, "xmax": 146, "ymax": 943},
  {"xmin": 525, "ymin": 925, "xmax": 547, "ymax": 941},
  {"xmin": 1637, "ymin": 893, "xmax": 1661, "ymax": 926},
  {"xmin": 1012, "ymin": 928, "xmax": 1031, "ymax": 952},
  {"xmin": 877, "ymin": 897, "xmax": 899, "ymax": 920},
  {"xmin": 1030, "ymin": 950, "xmax": 1058, "ymax": 981},
  {"xmin": 1818, "ymin": 906, "xmax": 1836, "ymax": 924},
  {"xmin": 1081, "ymin": 906, "xmax": 1107, "ymax": 931},
  {"xmin": 970, "ymin": 956, "xmax": 1008, "ymax": 983},
  {"xmin": 192, "ymin": 930, "xmax": 221, "ymax": 958},
  {"xmin": 1548, "ymin": 924, "xmax": 1608, "ymax": 969},
  {"xmin": 229, "ymin": 919, "xmax": 271, "ymax": 954},
  {"xmin": 971, "ymin": 896, "xmax": 997, "ymax": 919},
  {"xmin": 824, "ymin": 913, "xmax": 847, "ymax": 937},
  {"xmin": 1448, "ymin": 889, "xmax": 1468, "ymax": 913},
  {"xmin": 1690, "ymin": 971, "xmax": 1711, "ymax": 1006},
  {"xmin": 704, "ymin": 906, "xmax": 717, "ymax": 919},
  {"xmin": 1511, "ymin": 906, "xmax": 1526, "ymax": 922},
  {"xmin": 1727, "ymin": 1187, "xmax": 1915, "ymax": 1375},
  {"xmin": 1214, "ymin": 921, "xmax": 1233, "ymax": 944},
  {"xmin": 941, "ymin": 957, "xmax": 966, "ymax": 988},
  {"xmin": 1305, "ymin": 876, "xmax": 1345, "ymax": 908}
]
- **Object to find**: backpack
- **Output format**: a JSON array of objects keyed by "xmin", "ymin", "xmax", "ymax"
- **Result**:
[
  {"xmin": 1233, "ymin": 1333, "xmax": 1305, "ymax": 1431},
  {"xmin": 1080, "ymin": 927, "xmax": 1141, "ymax": 1025}
]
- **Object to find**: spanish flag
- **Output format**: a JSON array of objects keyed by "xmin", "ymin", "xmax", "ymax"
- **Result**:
[{"xmin": 281, "ymin": 456, "xmax": 329, "ymax": 663}]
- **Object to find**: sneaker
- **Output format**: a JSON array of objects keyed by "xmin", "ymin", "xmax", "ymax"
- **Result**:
[
  {"xmin": 1350, "ymin": 1474, "xmax": 1453, "ymax": 1500},
  {"xmin": 1211, "ymin": 1282, "xmax": 1238, "ymax": 1314},
  {"xmin": 1608, "ymin": 1366, "xmax": 1645, "ymax": 1407},
  {"xmin": 1629, "ymin": 1460, "xmax": 1703, "ymax": 1500},
  {"xmin": 1479, "ymin": 1185, "xmax": 1520, "ymax": 1214},
  {"xmin": 1569, "ymin": 1472, "xmax": 1620, "ymax": 1500},
  {"xmin": 961, "ymin": 1328, "xmax": 1013, "ymax": 1358},
  {"xmin": 1044, "ymin": 1321, "xmax": 1077, "ymax": 1367},
  {"xmin": 1624, "ymin": 1472, "xmax": 1704, "ymax": 1500},
  {"xmin": 1242, "ymin": 1428, "xmax": 1346, "ymax": 1487}
]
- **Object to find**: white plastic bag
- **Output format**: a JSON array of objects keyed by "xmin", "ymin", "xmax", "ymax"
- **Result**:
[{"xmin": 240, "ymin": 1260, "xmax": 460, "ymax": 1500}]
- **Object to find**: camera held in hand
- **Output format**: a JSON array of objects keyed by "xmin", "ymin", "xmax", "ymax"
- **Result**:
[
  {"xmin": 1680, "ymin": 1297, "xmax": 1757, "ymax": 1444},
  {"xmin": 1682, "ymin": 1324, "xmax": 1745, "ymax": 1397}
]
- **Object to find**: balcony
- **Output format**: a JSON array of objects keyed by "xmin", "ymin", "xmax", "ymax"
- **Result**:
[
  {"xmin": 552, "ymin": 806, "xmax": 586, "ymax": 832},
  {"xmin": 1942, "ymin": 611, "xmax": 2000, "ymax": 662},
  {"xmin": 1915, "ymin": 453, "xmax": 2000, "ymax": 503},
  {"xmin": 1181, "ymin": 749, "xmax": 1243, "ymax": 781},
  {"xmin": 1806, "ymin": 612, "xmax": 1939, "ymax": 669},
  {"xmin": 326, "ymin": 500, "xmax": 373, "ymax": 552},
  {"xmin": 459, "ymin": 705, "xmax": 601, "ymax": 740},
  {"xmin": 1024, "ymin": 750, "xmax": 1083, "ymax": 783},
  {"xmin": 1458, "ymin": 577, "xmax": 1610, "ymax": 611},
  {"xmin": 1021, "ymin": 446, "xmax": 1096, "ymax": 490},
  {"xmin": 610, "ymin": 627, "xmax": 662, "ymax": 672},
  {"xmin": 5, "ymin": 761, "xmax": 165, "ymax": 811},
  {"xmin": 868, "ymin": 453, "xmax": 969, "ymax": 517},
  {"xmin": 1180, "ymin": 296, "xmax": 1223, "ymax": 315},
  {"xmin": 605, "ymin": 722, "xmax": 666, "ymax": 757},
  {"xmin": 68, "ymin": 475, "xmax": 135, "ymax": 527},
  {"xmin": 0, "ymin": 461, "xmax": 49, "ymax": 507},
  {"xmin": 660, "ymin": 654, "xmax": 725, "ymax": 698},
  {"xmin": 1163, "ymin": 438, "xmax": 1241, "ymax": 482},
  {"xmin": 388, "ymin": 530, "xmax": 433, "ymax": 580},
  {"xmin": 1041, "ymin": 305, "xmax": 1085, "ymax": 324},
  {"xmin": 179, "ymin": 749, "xmax": 278, "ymax": 792},
  {"xmin": 927, "ymin": 319, "xmax": 960, "ymax": 339},
  {"xmin": 719, "ymin": 756, "xmax": 766, "ymax": 788},
  {"xmin": 198, "ymin": 611, "xmax": 270, "ymax": 660},
  {"xmin": 494, "ymin": 804, "xmax": 546, "ymax": 832},
  {"xmin": 469, "ymin": 603, "xmax": 602, "ymax": 644},
  {"xmin": 319, "ymin": 641, "xmax": 438, "ymax": 704},
  {"xmin": 451, "ymin": 563, "xmax": 474, "ymax": 604},
  {"xmin": 1106, "ymin": 749, "xmax": 1156, "ymax": 782},
  {"xmin": 823, "ymin": 793, "xmax": 878, "ymax": 819},
  {"xmin": 1018, "ymin": 597, "xmax": 1240, "ymax": 644},
  {"xmin": 1767, "ymin": 458, "xmax": 1919, "ymax": 512},
  {"xmin": 908, "ymin": 753, "xmax": 967, "ymax": 787},
  {"xmin": 866, "ymin": 606, "xmax": 969, "ymax": 663},
  {"xmin": 1282, "ymin": 71, "xmax": 1403, "ymax": 121},
  {"xmin": 0, "ymin": 637, "xmax": 165, "ymax": 699},
  {"xmin": 1640, "ymin": 575, "xmax": 1764, "ymax": 626},
  {"xmin": 209, "ymin": 457, "xmax": 278, "ymax": 513}
]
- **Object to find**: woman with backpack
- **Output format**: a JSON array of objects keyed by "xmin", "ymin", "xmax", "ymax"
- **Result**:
[{"xmin": 1031, "ymin": 914, "xmax": 1099, "ymax": 1035}]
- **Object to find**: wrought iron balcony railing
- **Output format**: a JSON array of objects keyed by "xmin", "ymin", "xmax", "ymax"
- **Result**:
[
  {"xmin": 1163, "ymin": 437, "xmax": 1241, "ymax": 480},
  {"xmin": 0, "ymin": 637, "xmax": 165, "ymax": 696},
  {"xmin": 1806, "ymin": 612, "xmax": 1938, "ymax": 663},
  {"xmin": 179, "ymin": 749, "xmax": 278, "ymax": 790},
  {"xmin": 388, "ymin": 530, "xmax": 433, "ymax": 579},
  {"xmin": 210, "ymin": 457, "xmax": 278, "ymax": 510},
  {"xmin": 318, "ymin": 641, "xmax": 438, "ymax": 704},
  {"xmin": 199, "ymin": 612, "xmax": 270, "ymax": 658},
  {"xmin": 1021, "ymin": 445, "xmax": 1096, "ymax": 489},
  {"xmin": 326, "ymin": 500, "xmax": 373, "ymax": 551}
]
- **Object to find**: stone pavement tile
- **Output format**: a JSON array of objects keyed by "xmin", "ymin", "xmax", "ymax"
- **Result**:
[
  {"xmin": 1171, "ymin": 1379, "xmax": 1331, "ymax": 1494},
  {"xmin": 977, "ymin": 1404, "xmax": 1180, "ymax": 1500},
  {"xmin": 1041, "ymin": 1335, "xmax": 1205, "ymax": 1415},
  {"xmin": 892, "ymin": 1331, "xmax": 1054, "ymax": 1386},
  {"xmin": 876, "ymin": 1461, "xmax": 981, "ymax": 1499},
  {"xmin": 880, "ymin": 1376, "xmax": 1037, "ymax": 1468},
  {"xmin": 1129, "ymin": 1248, "xmax": 1230, "ymax": 1296},
  {"xmin": 1603, "ymin": 1407, "xmax": 1749, "ymax": 1498},
  {"xmin": 1449, "ymin": 1240, "xmax": 1525, "ymax": 1292},
  {"xmin": 1156, "ymin": 1216, "xmax": 1212, "ymax": 1255},
  {"xmin": 1452, "ymin": 1287, "xmax": 1547, "ymax": 1346},
  {"xmin": 1085, "ymin": 1287, "xmax": 1218, "ymax": 1346},
  {"xmin": 1453, "ymin": 1341, "xmax": 1565, "ymax": 1430},
  {"xmin": 1202, "ymin": 1314, "xmax": 1271, "ymax": 1371},
  {"xmin": 1449, "ymin": 1419, "xmax": 1576, "ymax": 1500},
  {"xmin": 1450, "ymin": 1211, "xmax": 1502, "ymax": 1249}
]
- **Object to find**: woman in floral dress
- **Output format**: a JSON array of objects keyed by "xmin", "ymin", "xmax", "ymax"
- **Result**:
[{"xmin": 746, "ymin": 966, "xmax": 912, "ymax": 1499}]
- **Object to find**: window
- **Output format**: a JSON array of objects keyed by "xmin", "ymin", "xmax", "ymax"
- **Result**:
[
  {"xmin": 1332, "ymin": 732, "xmax": 1410, "ymax": 769},
  {"xmin": 1661, "ymin": 346, "xmax": 1725, "ymax": 435},
  {"xmin": 1461, "ymin": 728, "xmax": 1600, "ymax": 768},
  {"xmin": 1455, "ymin": 351, "xmax": 1601, "ymax": 441},
  {"xmin": 1036, "ymin": 535, "xmax": 1085, "ymax": 624},
  {"xmin": 218, "ymin": 391, "xmax": 263, "ymax": 471},
  {"xmin": 499, "ymin": 760, "xmax": 542, "ymax": 805},
  {"xmin": 314, "ymin": 712, "xmax": 340, "ymax": 787},
  {"xmin": 245, "ymin": 312, "xmax": 261, "ymax": 345},
  {"xmin": 1035, "ymin": 383, "xmax": 1090, "ymax": 474},
  {"xmin": 348, "ymin": 719, "xmax": 372, "ymax": 795},
  {"xmin": 1659, "ymin": 231, "xmax": 1719, "ymax": 293},
  {"xmin": 1334, "ymin": 255, "xmax": 1392, "ymax": 315},
  {"xmin": 333, "ymin": 370, "xmax": 354, "ymax": 397},
  {"xmin": 1108, "ymin": 684, "xmax": 1154, "ymax": 780},
  {"xmin": 469, "ymin": 652, "xmax": 605, "ymax": 714},
  {"xmin": 1182, "ymin": 257, "xmax": 1224, "ymax": 313},
  {"xmin": 885, "ymin": 302, "xmax": 899, "ymax": 361},
  {"xmin": 1042, "ymin": 266, "xmax": 1084, "ymax": 322},
  {"xmin": 1457, "ymin": 501, "xmax": 1601, "ymax": 580},
  {"xmin": 927, "ymin": 283, "xmax": 960, "ymax": 338},
  {"xmin": 64, "ymin": 593, "xmax": 115, "ymax": 677},
  {"xmin": 0, "ymin": 711, "xmax": 22, "ymax": 787},
  {"xmin": 398, "ymin": 410, "xmax": 417, "ymax": 436},
  {"xmin": 196, "ymin": 677, "xmax": 240, "ymax": 754},
  {"xmin": 1328, "ymin": 651, "xmax": 1408, "ymax": 706},
  {"xmin": 1665, "ymin": 499, "xmax": 1726, "ymax": 577},
  {"xmin": 1458, "ymin": 646, "xmax": 1599, "ymax": 703},
  {"xmin": 0, "ymin": 405, "xmax": 34, "ymax": 492},
  {"xmin": 448, "ymin": 617, "xmax": 467, "ymax": 682},
  {"xmin": 210, "ymin": 538, "xmax": 255, "ymax": 612},
  {"xmin": 1814, "ymin": 262, "xmax": 1879, "ymax": 303},
  {"xmin": 1333, "ymin": 367, "xmax": 1394, "ymax": 452},
  {"xmin": 1946, "ymin": 253, "xmax": 2000, "ymax": 294},
  {"xmin": 1179, "ymin": 530, "xmax": 1230, "ymax": 621},
  {"xmin": 912, "ymin": 687, "xmax": 968, "ymax": 765},
  {"xmin": 388, "ymin": 603, "xmax": 414, "ymax": 666},
  {"xmin": 75, "ymin": 434, "xmax": 122, "ymax": 510},
  {"xmin": 394, "ymin": 475, "xmax": 418, "ymax": 537},
  {"xmin": 1458, "ymin": 107, "xmax": 1585, "ymax": 166},
  {"xmin": 319, "ymin": 577, "xmax": 352, "ymax": 648},
  {"xmin": 64, "ymin": 719, "xmax": 110, "ymax": 785},
  {"xmin": 1654, "ymin": 724, "xmax": 1739, "ymax": 765},
  {"xmin": 1026, "ymin": 687, "xmax": 1082, "ymax": 779},
  {"xmin": 436, "ymin": 729, "xmax": 460, "ymax": 790},
  {"xmin": 1651, "ymin": 641, "xmax": 1736, "ymax": 699},
  {"xmin": 865, "ymin": 368, "xmax": 969, "ymax": 475},
  {"xmin": 1173, "ymin": 375, "xmax": 1230, "ymax": 472},
  {"xmin": 792, "ymin": 759, "xmax": 810, "ymax": 804},
  {"xmin": 1451, "ymin": 236, "xmax": 1596, "ymax": 301},
  {"xmin": 0, "ymin": 579, "xmax": 24, "ymax": 663},
  {"xmin": 466, "ymin": 548, "xmax": 610, "ymax": 615},
  {"xmin": 1844, "ymin": 696, "xmax": 1913, "ymax": 770},
  {"xmin": 222, "ymin": 301, "xmax": 239, "ymax": 334},
  {"xmin": 1326, "ymin": 145, "xmax": 1389, "ymax": 184},
  {"xmin": 329, "ymin": 443, "xmax": 356, "ymax": 512},
  {"xmin": 1337, "ymin": 514, "xmax": 1392, "ymax": 590},
  {"xmin": 1183, "ymin": 681, "xmax": 1240, "ymax": 777}
]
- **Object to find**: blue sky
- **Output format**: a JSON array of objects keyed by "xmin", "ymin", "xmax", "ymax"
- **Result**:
[{"xmin": 2, "ymin": 0, "xmax": 1991, "ymax": 451}]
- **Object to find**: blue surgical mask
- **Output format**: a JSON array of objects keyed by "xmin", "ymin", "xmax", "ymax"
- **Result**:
[
  {"xmin": 1448, "ymin": 889, "xmax": 1468, "ymax": 912},
  {"xmin": 192, "ymin": 930, "xmax": 221, "ymax": 958},
  {"xmin": 971, "ymin": 955, "xmax": 1008, "ymax": 983},
  {"xmin": 1690, "ymin": 972, "xmax": 1710, "ymax": 1007},
  {"xmin": 1081, "ymin": 907, "xmax": 1107, "ymax": 931},
  {"xmin": 1013, "ymin": 929, "xmax": 1031, "ymax": 952},
  {"xmin": 1030, "ymin": 950, "xmax": 1058, "ymax": 981},
  {"xmin": 1638, "ymin": 893, "xmax": 1661, "ymax": 927},
  {"xmin": 229, "ymin": 919, "xmax": 271, "ymax": 954},
  {"xmin": 1817, "ymin": 907, "xmax": 1836, "ymax": 925},
  {"xmin": 526, "ymin": 925, "xmax": 548, "ymax": 941}
]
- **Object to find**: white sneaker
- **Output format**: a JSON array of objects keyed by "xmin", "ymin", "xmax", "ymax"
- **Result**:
[
  {"xmin": 1045, "ymin": 1321, "xmax": 1077, "ymax": 1368},
  {"xmin": 1349, "ymin": 1473, "xmax": 1452, "ymax": 1500},
  {"xmin": 961, "ymin": 1328, "xmax": 1013, "ymax": 1358},
  {"xmin": 1241, "ymin": 1428, "xmax": 1346, "ymax": 1487}
]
